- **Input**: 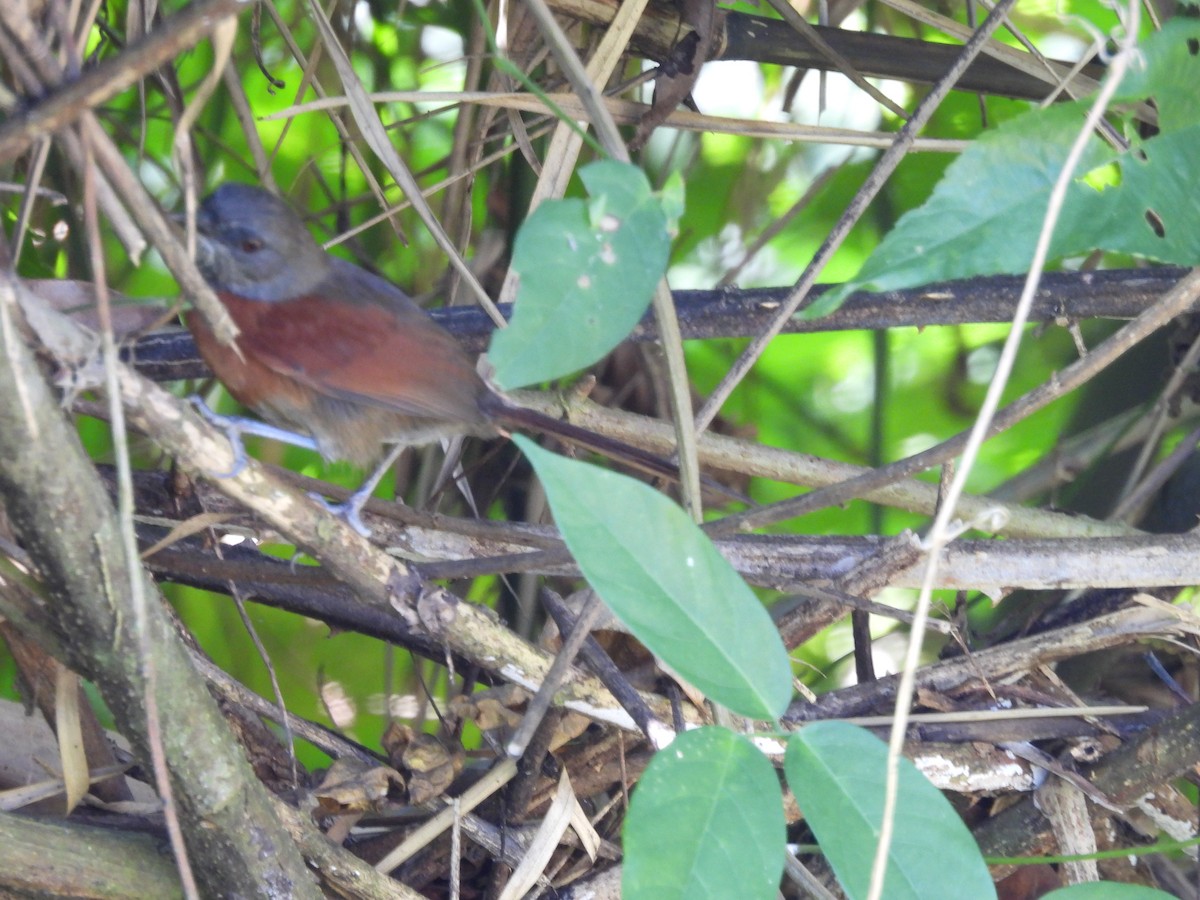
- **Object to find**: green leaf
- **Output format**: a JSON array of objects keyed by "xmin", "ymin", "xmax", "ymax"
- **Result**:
[
  {"xmin": 1042, "ymin": 885, "xmax": 1176, "ymax": 899},
  {"xmin": 488, "ymin": 161, "xmax": 670, "ymax": 389},
  {"xmin": 785, "ymin": 722, "xmax": 996, "ymax": 900},
  {"xmin": 623, "ymin": 727, "xmax": 786, "ymax": 900},
  {"xmin": 814, "ymin": 19, "xmax": 1200, "ymax": 317},
  {"xmin": 1110, "ymin": 19, "xmax": 1200, "ymax": 126},
  {"xmin": 513, "ymin": 436, "xmax": 793, "ymax": 720}
]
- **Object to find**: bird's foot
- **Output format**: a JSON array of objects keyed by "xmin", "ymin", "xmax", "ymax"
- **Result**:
[
  {"xmin": 308, "ymin": 446, "xmax": 406, "ymax": 538},
  {"xmin": 188, "ymin": 396, "xmax": 320, "ymax": 478},
  {"xmin": 189, "ymin": 396, "xmax": 252, "ymax": 477},
  {"xmin": 311, "ymin": 492, "xmax": 374, "ymax": 538}
]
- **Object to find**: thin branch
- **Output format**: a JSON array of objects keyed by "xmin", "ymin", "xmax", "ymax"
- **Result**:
[
  {"xmin": 871, "ymin": 14, "xmax": 1138, "ymax": 890},
  {"xmin": 81, "ymin": 130, "xmax": 198, "ymax": 897},
  {"xmin": 717, "ymin": 268, "xmax": 1200, "ymax": 534},
  {"xmin": 0, "ymin": 0, "xmax": 250, "ymax": 164}
]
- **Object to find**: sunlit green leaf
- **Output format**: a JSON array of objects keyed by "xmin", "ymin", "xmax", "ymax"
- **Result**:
[
  {"xmin": 785, "ymin": 722, "xmax": 995, "ymax": 900},
  {"xmin": 624, "ymin": 727, "xmax": 786, "ymax": 900},
  {"xmin": 489, "ymin": 161, "xmax": 670, "ymax": 388},
  {"xmin": 812, "ymin": 19, "xmax": 1200, "ymax": 317},
  {"xmin": 514, "ymin": 437, "xmax": 793, "ymax": 720}
]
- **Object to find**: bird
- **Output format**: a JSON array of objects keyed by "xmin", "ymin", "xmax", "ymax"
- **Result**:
[{"xmin": 183, "ymin": 182, "xmax": 694, "ymax": 529}]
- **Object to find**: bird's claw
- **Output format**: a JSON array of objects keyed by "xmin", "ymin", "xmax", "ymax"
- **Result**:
[
  {"xmin": 307, "ymin": 445, "xmax": 405, "ymax": 538},
  {"xmin": 189, "ymin": 396, "xmax": 323, "ymax": 477},
  {"xmin": 311, "ymin": 493, "xmax": 373, "ymax": 537},
  {"xmin": 189, "ymin": 396, "xmax": 250, "ymax": 477}
]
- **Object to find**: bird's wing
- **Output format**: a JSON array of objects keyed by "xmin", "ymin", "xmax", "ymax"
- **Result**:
[{"xmin": 216, "ymin": 268, "xmax": 487, "ymax": 425}]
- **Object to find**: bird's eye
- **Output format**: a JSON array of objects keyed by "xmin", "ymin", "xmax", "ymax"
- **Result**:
[{"xmin": 240, "ymin": 237, "xmax": 264, "ymax": 253}]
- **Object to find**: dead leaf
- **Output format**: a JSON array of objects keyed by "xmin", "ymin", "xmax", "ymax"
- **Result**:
[
  {"xmin": 450, "ymin": 687, "xmax": 528, "ymax": 736},
  {"xmin": 383, "ymin": 723, "xmax": 464, "ymax": 805},
  {"xmin": 631, "ymin": 0, "xmax": 717, "ymax": 149},
  {"xmin": 496, "ymin": 769, "xmax": 579, "ymax": 900},
  {"xmin": 54, "ymin": 667, "xmax": 88, "ymax": 814},
  {"xmin": 312, "ymin": 758, "xmax": 403, "ymax": 816},
  {"xmin": 139, "ymin": 511, "xmax": 231, "ymax": 559}
]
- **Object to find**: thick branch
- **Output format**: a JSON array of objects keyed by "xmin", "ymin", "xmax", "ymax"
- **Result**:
[
  {"xmin": 142, "ymin": 485, "xmax": 1200, "ymax": 594},
  {"xmin": 784, "ymin": 605, "xmax": 1187, "ymax": 723},
  {"xmin": 0, "ymin": 274, "xmax": 319, "ymax": 898},
  {"xmin": 0, "ymin": 811, "xmax": 180, "ymax": 898}
]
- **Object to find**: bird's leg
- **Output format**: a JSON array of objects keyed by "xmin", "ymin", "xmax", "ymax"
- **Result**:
[
  {"xmin": 188, "ymin": 396, "xmax": 319, "ymax": 477},
  {"xmin": 430, "ymin": 436, "xmax": 479, "ymax": 517},
  {"xmin": 316, "ymin": 443, "xmax": 407, "ymax": 536},
  {"xmin": 190, "ymin": 395, "xmax": 401, "ymax": 536}
]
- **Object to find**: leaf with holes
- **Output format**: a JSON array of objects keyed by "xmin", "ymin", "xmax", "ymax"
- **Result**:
[
  {"xmin": 488, "ymin": 161, "xmax": 670, "ymax": 389},
  {"xmin": 811, "ymin": 19, "xmax": 1200, "ymax": 318}
]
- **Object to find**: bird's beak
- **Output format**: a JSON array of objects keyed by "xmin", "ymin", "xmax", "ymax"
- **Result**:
[
  {"xmin": 170, "ymin": 205, "xmax": 217, "ymax": 281},
  {"xmin": 171, "ymin": 205, "xmax": 216, "ymax": 234}
]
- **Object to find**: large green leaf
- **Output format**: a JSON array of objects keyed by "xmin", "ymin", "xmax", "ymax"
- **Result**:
[
  {"xmin": 812, "ymin": 19, "xmax": 1200, "ymax": 318},
  {"xmin": 514, "ymin": 436, "xmax": 793, "ymax": 720},
  {"xmin": 488, "ymin": 161, "xmax": 670, "ymax": 388},
  {"xmin": 785, "ymin": 722, "xmax": 996, "ymax": 900},
  {"xmin": 623, "ymin": 727, "xmax": 786, "ymax": 899}
]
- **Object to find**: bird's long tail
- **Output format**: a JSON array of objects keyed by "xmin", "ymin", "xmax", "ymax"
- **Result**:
[{"xmin": 484, "ymin": 394, "xmax": 747, "ymax": 505}]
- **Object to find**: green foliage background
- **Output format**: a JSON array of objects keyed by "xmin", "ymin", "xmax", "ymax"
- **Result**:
[{"xmin": 7, "ymin": 0, "xmax": 1163, "ymax": 769}]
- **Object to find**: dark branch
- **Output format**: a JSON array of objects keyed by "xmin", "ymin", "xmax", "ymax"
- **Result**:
[
  {"xmin": 128, "ymin": 267, "xmax": 1189, "ymax": 382},
  {"xmin": 719, "ymin": 19, "xmax": 1107, "ymax": 102}
]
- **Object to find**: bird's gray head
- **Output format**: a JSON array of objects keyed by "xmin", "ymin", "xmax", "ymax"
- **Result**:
[{"xmin": 193, "ymin": 183, "xmax": 329, "ymax": 302}]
